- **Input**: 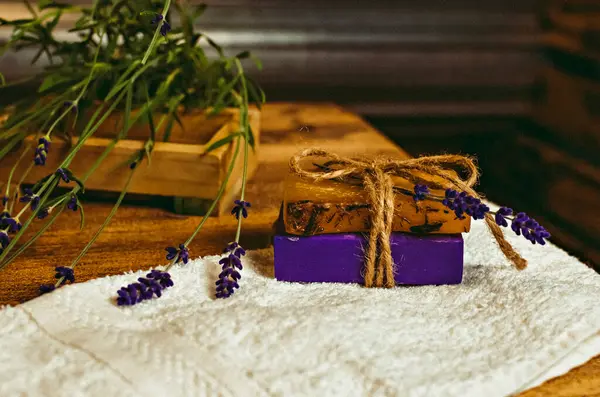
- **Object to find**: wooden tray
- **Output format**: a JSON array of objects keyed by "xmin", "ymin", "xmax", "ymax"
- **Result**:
[{"xmin": 0, "ymin": 108, "xmax": 261, "ymax": 215}]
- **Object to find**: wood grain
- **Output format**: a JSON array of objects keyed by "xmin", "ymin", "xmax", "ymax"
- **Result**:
[
  {"xmin": 532, "ymin": 65, "xmax": 600, "ymax": 155},
  {"xmin": 0, "ymin": 103, "xmax": 597, "ymax": 395}
]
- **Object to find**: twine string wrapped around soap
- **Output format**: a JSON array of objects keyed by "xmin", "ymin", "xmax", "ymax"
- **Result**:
[{"xmin": 289, "ymin": 148, "xmax": 527, "ymax": 288}]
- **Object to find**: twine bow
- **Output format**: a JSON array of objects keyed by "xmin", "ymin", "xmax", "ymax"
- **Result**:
[{"xmin": 289, "ymin": 148, "xmax": 527, "ymax": 288}]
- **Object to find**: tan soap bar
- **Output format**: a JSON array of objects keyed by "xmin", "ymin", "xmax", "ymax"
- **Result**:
[{"xmin": 283, "ymin": 172, "xmax": 471, "ymax": 236}]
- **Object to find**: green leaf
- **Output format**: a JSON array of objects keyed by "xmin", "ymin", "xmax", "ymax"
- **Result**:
[
  {"xmin": 68, "ymin": 21, "xmax": 99, "ymax": 32},
  {"xmin": 139, "ymin": 10, "xmax": 157, "ymax": 17},
  {"xmin": 31, "ymin": 173, "xmax": 54, "ymax": 193},
  {"xmin": 235, "ymin": 51, "xmax": 251, "ymax": 59},
  {"xmin": 144, "ymin": 140, "xmax": 154, "ymax": 166},
  {"xmin": 145, "ymin": 89, "xmax": 157, "ymax": 144},
  {"xmin": 67, "ymin": 171, "xmax": 86, "ymax": 193},
  {"xmin": 208, "ymin": 75, "xmax": 240, "ymax": 116},
  {"xmin": 24, "ymin": 0, "xmax": 38, "ymax": 17},
  {"xmin": 38, "ymin": 0, "xmax": 72, "ymax": 10},
  {"xmin": 204, "ymin": 132, "xmax": 242, "ymax": 154},
  {"xmin": 171, "ymin": 111, "xmax": 184, "ymax": 138},
  {"xmin": 203, "ymin": 35, "xmax": 224, "ymax": 56},
  {"xmin": 2, "ymin": 18, "xmax": 36, "ymax": 26},
  {"xmin": 47, "ymin": 9, "xmax": 63, "ymax": 30},
  {"xmin": 250, "ymin": 54, "xmax": 263, "ymax": 71},
  {"xmin": 31, "ymin": 47, "xmax": 45, "ymax": 65},
  {"xmin": 162, "ymin": 95, "xmax": 183, "ymax": 142},
  {"xmin": 163, "ymin": 115, "xmax": 175, "ymax": 143},
  {"xmin": 38, "ymin": 74, "xmax": 73, "ymax": 93},
  {"xmin": 78, "ymin": 200, "xmax": 85, "ymax": 230},
  {"xmin": 90, "ymin": 62, "xmax": 113, "ymax": 74},
  {"xmin": 245, "ymin": 76, "xmax": 266, "ymax": 108},
  {"xmin": 247, "ymin": 125, "xmax": 256, "ymax": 150},
  {"xmin": 120, "ymin": 83, "xmax": 133, "ymax": 139},
  {"xmin": 43, "ymin": 193, "xmax": 69, "ymax": 209}
]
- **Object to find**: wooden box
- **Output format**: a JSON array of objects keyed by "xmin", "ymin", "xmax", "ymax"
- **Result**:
[{"xmin": 0, "ymin": 108, "xmax": 261, "ymax": 215}]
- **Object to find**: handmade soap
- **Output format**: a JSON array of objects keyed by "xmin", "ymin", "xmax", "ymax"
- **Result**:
[
  {"xmin": 283, "ymin": 172, "xmax": 471, "ymax": 236},
  {"xmin": 274, "ymin": 231, "xmax": 463, "ymax": 285}
]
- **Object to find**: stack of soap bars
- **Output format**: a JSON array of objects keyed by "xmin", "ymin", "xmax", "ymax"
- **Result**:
[{"xmin": 273, "ymin": 172, "xmax": 470, "ymax": 285}]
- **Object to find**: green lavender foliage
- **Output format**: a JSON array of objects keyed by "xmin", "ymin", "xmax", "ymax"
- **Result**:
[
  {"xmin": 0, "ymin": 0, "xmax": 264, "ymax": 146},
  {"xmin": 0, "ymin": 0, "xmax": 264, "ymax": 272}
]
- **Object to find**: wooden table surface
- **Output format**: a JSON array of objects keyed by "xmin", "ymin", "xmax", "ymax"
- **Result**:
[{"xmin": 0, "ymin": 103, "xmax": 598, "ymax": 395}]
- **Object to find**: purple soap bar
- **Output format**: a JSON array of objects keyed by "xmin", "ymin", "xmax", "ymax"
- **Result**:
[{"xmin": 274, "ymin": 232, "xmax": 463, "ymax": 285}]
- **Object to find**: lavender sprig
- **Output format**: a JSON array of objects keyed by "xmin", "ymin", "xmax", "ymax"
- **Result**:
[
  {"xmin": 216, "ymin": 243, "xmax": 244, "ymax": 299},
  {"xmin": 66, "ymin": 195, "xmax": 78, "ymax": 211},
  {"xmin": 39, "ymin": 266, "xmax": 75, "ymax": 294},
  {"xmin": 231, "ymin": 200, "xmax": 251, "ymax": 220},
  {"xmin": 34, "ymin": 136, "xmax": 50, "ymax": 166},
  {"xmin": 56, "ymin": 168, "xmax": 71, "ymax": 183},
  {"xmin": 19, "ymin": 188, "xmax": 40, "ymax": 211},
  {"xmin": 413, "ymin": 185, "xmax": 551, "ymax": 245},
  {"xmin": 0, "ymin": 230, "xmax": 9, "ymax": 250},
  {"xmin": 165, "ymin": 243, "xmax": 189, "ymax": 264},
  {"xmin": 1, "ymin": 216, "xmax": 21, "ymax": 233},
  {"xmin": 212, "ymin": 59, "xmax": 254, "ymax": 299},
  {"xmin": 116, "ymin": 270, "xmax": 173, "ymax": 306}
]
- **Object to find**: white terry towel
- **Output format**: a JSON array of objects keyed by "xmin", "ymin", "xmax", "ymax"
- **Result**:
[{"xmin": 1, "ymin": 215, "xmax": 599, "ymax": 397}]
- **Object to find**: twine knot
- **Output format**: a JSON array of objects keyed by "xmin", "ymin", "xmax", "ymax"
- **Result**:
[{"xmin": 289, "ymin": 148, "xmax": 527, "ymax": 288}]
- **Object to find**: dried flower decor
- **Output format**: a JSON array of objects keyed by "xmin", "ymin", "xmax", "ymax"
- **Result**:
[{"xmin": 0, "ymin": 0, "xmax": 264, "ymax": 301}]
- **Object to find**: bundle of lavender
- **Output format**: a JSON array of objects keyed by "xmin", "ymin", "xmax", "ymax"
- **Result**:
[{"xmin": 0, "ymin": 0, "xmax": 263, "ymax": 302}]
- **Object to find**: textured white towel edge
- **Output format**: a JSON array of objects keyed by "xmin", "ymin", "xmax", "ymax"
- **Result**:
[{"xmin": 511, "ymin": 331, "xmax": 600, "ymax": 394}]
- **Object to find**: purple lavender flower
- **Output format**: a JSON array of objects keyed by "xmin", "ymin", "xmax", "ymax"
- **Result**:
[
  {"xmin": 56, "ymin": 168, "xmax": 70, "ymax": 183},
  {"xmin": 231, "ymin": 200, "xmax": 251, "ymax": 220},
  {"xmin": 442, "ymin": 189, "xmax": 458, "ymax": 209},
  {"xmin": 116, "ymin": 284, "xmax": 148, "ymax": 306},
  {"xmin": 150, "ymin": 13, "xmax": 164, "ymax": 24},
  {"xmin": 1, "ymin": 216, "xmax": 21, "ymax": 233},
  {"xmin": 160, "ymin": 20, "xmax": 171, "ymax": 36},
  {"xmin": 511, "ymin": 212, "xmax": 551, "ymax": 245},
  {"xmin": 116, "ymin": 270, "xmax": 173, "ymax": 306},
  {"xmin": 0, "ymin": 210, "xmax": 9, "ymax": 220},
  {"xmin": 216, "ymin": 243, "xmax": 245, "ymax": 299},
  {"xmin": 39, "ymin": 284, "xmax": 55, "ymax": 294},
  {"xmin": 34, "ymin": 136, "xmax": 50, "ymax": 166},
  {"xmin": 150, "ymin": 13, "xmax": 171, "ymax": 37},
  {"xmin": 63, "ymin": 101, "xmax": 78, "ymax": 114},
  {"xmin": 55, "ymin": 266, "xmax": 75, "ymax": 283},
  {"xmin": 494, "ymin": 207, "xmax": 513, "ymax": 227},
  {"xmin": 67, "ymin": 196, "xmax": 78, "ymax": 211},
  {"xmin": 412, "ymin": 184, "xmax": 430, "ymax": 202},
  {"xmin": 441, "ymin": 189, "xmax": 489, "ymax": 220},
  {"xmin": 129, "ymin": 161, "xmax": 137, "ymax": 169},
  {"xmin": 146, "ymin": 270, "xmax": 174, "ymax": 289},
  {"xmin": 0, "ymin": 230, "xmax": 9, "ymax": 249},
  {"xmin": 223, "ymin": 241, "xmax": 246, "ymax": 257},
  {"xmin": 37, "ymin": 208, "xmax": 50, "ymax": 219},
  {"xmin": 165, "ymin": 243, "xmax": 190, "ymax": 264},
  {"xmin": 38, "ymin": 266, "xmax": 75, "ymax": 295},
  {"xmin": 2, "ymin": 196, "xmax": 7, "ymax": 206},
  {"xmin": 138, "ymin": 277, "xmax": 163, "ymax": 297},
  {"xmin": 20, "ymin": 188, "xmax": 40, "ymax": 211}
]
